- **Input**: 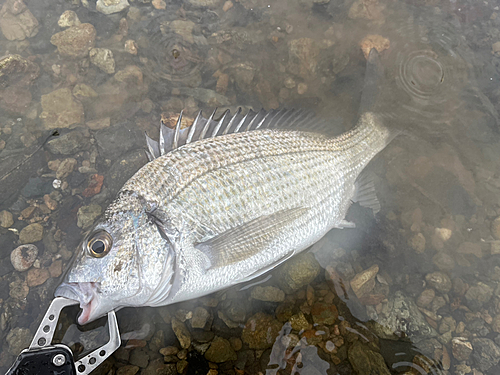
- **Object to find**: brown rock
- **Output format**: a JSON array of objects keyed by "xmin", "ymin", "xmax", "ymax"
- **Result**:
[
  {"xmin": 311, "ymin": 302, "xmax": 338, "ymax": 325},
  {"xmin": 11, "ymin": 244, "xmax": 38, "ymax": 271},
  {"xmin": 456, "ymin": 242, "xmax": 482, "ymax": 258},
  {"xmin": 87, "ymin": 117, "xmax": 111, "ymax": 130},
  {"xmin": 19, "ymin": 223, "xmax": 43, "ymax": 244},
  {"xmin": 416, "ymin": 289, "xmax": 435, "ymax": 308},
  {"xmin": 82, "ymin": 174, "xmax": 104, "ymax": 197},
  {"xmin": 241, "ymin": 313, "xmax": 281, "ymax": 349},
  {"xmin": 0, "ymin": 0, "xmax": 39, "ymax": 41},
  {"xmin": 452, "ymin": 337, "xmax": 472, "ymax": 361},
  {"xmin": 40, "ymin": 88, "xmax": 84, "ymax": 129},
  {"xmin": 50, "ymin": 23, "xmax": 96, "ymax": 58},
  {"xmin": 360, "ymin": 34, "xmax": 390, "ymax": 59},
  {"xmin": 43, "ymin": 195, "xmax": 58, "ymax": 211},
  {"xmin": 48, "ymin": 260, "xmax": 62, "ymax": 278},
  {"xmin": 350, "ymin": 264, "xmax": 379, "ymax": 298},
  {"xmin": 27, "ymin": 268, "xmax": 50, "ymax": 287},
  {"xmin": 0, "ymin": 210, "xmax": 14, "ymax": 228}
]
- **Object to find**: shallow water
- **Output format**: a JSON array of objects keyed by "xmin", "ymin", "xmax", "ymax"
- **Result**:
[{"xmin": 0, "ymin": 0, "xmax": 500, "ymax": 374}]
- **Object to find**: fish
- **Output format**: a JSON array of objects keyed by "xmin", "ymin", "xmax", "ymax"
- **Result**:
[{"xmin": 55, "ymin": 50, "xmax": 394, "ymax": 325}]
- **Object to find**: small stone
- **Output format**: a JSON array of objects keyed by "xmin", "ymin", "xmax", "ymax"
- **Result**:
[
  {"xmin": 48, "ymin": 260, "xmax": 62, "ymax": 278},
  {"xmin": 452, "ymin": 338, "xmax": 473, "ymax": 361},
  {"xmin": 124, "ymin": 39, "xmax": 138, "ymax": 55},
  {"xmin": 288, "ymin": 38, "xmax": 320, "ymax": 79},
  {"xmin": 435, "ymin": 227, "xmax": 452, "ymax": 241},
  {"xmin": 432, "ymin": 252, "xmax": 455, "ymax": 271},
  {"xmin": 6, "ymin": 327, "xmax": 32, "ymax": 355},
  {"xmin": 27, "ymin": 268, "xmax": 50, "ymax": 287},
  {"xmin": 129, "ymin": 348, "xmax": 149, "ymax": 368},
  {"xmin": 409, "ymin": 233, "xmax": 426, "ymax": 253},
  {"xmin": 229, "ymin": 337, "xmax": 242, "ymax": 351},
  {"xmin": 297, "ymin": 83, "xmax": 307, "ymax": 94},
  {"xmin": 82, "ymin": 174, "xmax": 104, "ymax": 197},
  {"xmin": 215, "ymin": 73, "xmax": 229, "ymax": 94},
  {"xmin": 250, "ymin": 286, "xmax": 285, "ymax": 302},
  {"xmin": 289, "ymin": 312, "xmax": 311, "ymax": 331},
  {"xmin": 439, "ymin": 316, "xmax": 456, "ymax": 334},
  {"xmin": 50, "ymin": 23, "xmax": 96, "ymax": 58},
  {"xmin": 21, "ymin": 206, "xmax": 37, "ymax": 220},
  {"xmin": 116, "ymin": 365, "xmax": 139, "ymax": 375},
  {"xmin": 176, "ymin": 360, "xmax": 188, "ymax": 373},
  {"xmin": 360, "ymin": 34, "xmax": 390, "ymax": 59},
  {"xmin": 348, "ymin": 341, "xmax": 391, "ymax": 375},
  {"xmin": 90, "ymin": 48, "xmax": 116, "ymax": 74},
  {"xmin": 276, "ymin": 252, "xmax": 320, "ymax": 293},
  {"xmin": 11, "ymin": 244, "xmax": 38, "ymax": 271},
  {"xmin": 0, "ymin": 210, "xmax": 14, "ymax": 227},
  {"xmin": 73, "ymin": 84, "xmax": 98, "ymax": 102},
  {"xmin": 152, "ymin": 0, "xmax": 166, "ymax": 9},
  {"xmin": 40, "ymin": 88, "xmax": 84, "ymax": 129},
  {"xmin": 9, "ymin": 279, "xmax": 29, "ymax": 300},
  {"xmin": 465, "ymin": 282, "xmax": 493, "ymax": 310},
  {"xmin": 43, "ymin": 194, "xmax": 58, "ymax": 210},
  {"xmin": 416, "ymin": 289, "xmax": 435, "ymax": 308},
  {"xmin": 56, "ymin": 158, "xmax": 77, "ymax": 179},
  {"xmin": 96, "ymin": 0, "xmax": 129, "ymax": 15},
  {"xmin": 19, "ymin": 223, "xmax": 43, "ymax": 244},
  {"xmin": 77, "ymin": 204, "xmax": 102, "ymax": 229},
  {"xmin": 311, "ymin": 302, "xmax": 338, "ymax": 325},
  {"xmin": 350, "ymin": 264, "xmax": 379, "ymax": 298},
  {"xmin": 0, "ymin": 0, "xmax": 39, "ymax": 41},
  {"xmin": 191, "ymin": 307, "xmax": 210, "ymax": 329},
  {"xmin": 160, "ymin": 346, "xmax": 179, "ymax": 356},
  {"xmin": 171, "ymin": 318, "xmax": 191, "ymax": 349},
  {"xmin": 425, "ymin": 271, "xmax": 452, "ymax": 293},
  {"xmin": 348, "ymin": 0, "xmax": 385, "ymax": 23},
  {"xmin": 223, "ymin": 0, "xmax": 233, "ymax": 11},
  {"xmin": 241, "ymin": 313, "xmax": 282, "ymax": 349},
  {"xmin": 58, "ymin": 10, "xmax": 80, "ymax": 28},
  {"xmin": 471, "ymin": 338, "xmax": 500, "ymax": 372},
  {"xmin": 493, "ymin": 42, "xmax": 500, "ymax": 56},
  {"xmin": 205, "ymin": 337, "xmax": 237, "ymax": 363}
]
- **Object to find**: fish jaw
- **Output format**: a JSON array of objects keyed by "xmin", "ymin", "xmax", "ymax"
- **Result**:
[{"xmin": 54, "ymin": 282, "xmax": 101, "ymax": 325}]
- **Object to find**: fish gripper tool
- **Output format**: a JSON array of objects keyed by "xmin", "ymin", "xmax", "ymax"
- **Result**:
[{"xmin": 5, "ymin": 297, "xmax": 121, "ymax": 375}]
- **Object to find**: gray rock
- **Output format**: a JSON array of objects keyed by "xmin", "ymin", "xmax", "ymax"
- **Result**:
[
  {"xmin": 472, "ymin": 338, "xmax": 500, "ymax": 372},
  {"xmin": 77, "ymin": 204, "xmax": 102, "ymax": 229},
  {"xmin": 250, "ymin": 286, "xmax": 285, "ymax": 302},
  {"xmin": 492, "ymin": 216, "xmax": 500, "ymax": 240},
  {"xmin": 373, "ymin": 291, "xmax": 437, "ymax": 341},
  {"xmin": 0, "ymin": 210, "xmax": 14, "ymax": 228},
  {"xmin": 40, "ymin": 88, "xmax": 84, "ymax": 129},
  {"xmin": 89, "ymin": 48, "xmax": 115, "ymax": 74},
  {"xmin": 465, "ymin": 282, "xmax": 493, "ymax": 310},
  {"xmin": 452, "ymin": 337, "xmax": 472, "ymax": 361},
  {"xmin": 142, "ymin": 358, "xmax": 176, "ymax": 375},
  {"xmin": 96, "ymin": 0, "xmax": 129, "ymax": 15},
  {"xmin": 11, "ymin": 244, "xmax": 38, "ymax": 271},
  {"xmin": 425, "ymin": 271, "xmax": 452, "ymax": 293},
  {"xmin": 348, "ymin": 341, "xmax": 391, "ymax": 375},
  {"xmin": 276, "ymin": 252, "xmax": 321, "ymax": 293},
  {"xmin": 6, "ymin": 327, "xmax": 32, "ymax": 355},
  {"xmin": 19, "ymin": 223, "xmax": 43, "ymax": 244},
  {"xmin": 95, "ymin": 123, "xmax": 142, "ymax": 160},
  {"xmin": 204, "ymin": 337, "xmax": 237, "ymax": 363},
  {"xmin": 9, "ymin": 278, "xmax": 29, "ymax": 300},
  {"xmin": 432, "ymin": 252, "xmax": 455, "ymax": 271},
  {"xmin": 191, "ymin": 307, "xmax": 210, "ymax": 329},
  {"xmin": 45, "ymin": 129, "xmax": 90, "ymax": 155},
  {"xmin": 58, "ymin": 10, "xmax": 81, "ymax": 28},
  {"xmin": 21, "ymin": 177, "xmax": 52, "ymax": 198},
  {"xmin": 416, "ymin": 289, "xmax": 435, "ymax": 308},
  {"xmin": 116, "ymin": 365, "xmax": 139, "ymax": 375}
]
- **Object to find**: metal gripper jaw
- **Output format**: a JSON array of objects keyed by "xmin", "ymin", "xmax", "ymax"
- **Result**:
[{"xmin": 6, "ymin": 297, "xmax": 121, "ymax": 375}]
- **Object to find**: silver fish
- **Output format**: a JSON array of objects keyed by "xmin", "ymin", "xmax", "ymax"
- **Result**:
[{"xmin": 55, "ymin": 54, "xmax": 393, "ymax": 325}]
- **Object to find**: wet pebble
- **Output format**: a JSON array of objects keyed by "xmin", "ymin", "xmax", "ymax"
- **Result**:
[
  {"xmin": 116, "ymin": 365, "xmax": 139, "ymax": 375},
  {"xmin": 43, "ymin": 194, "xmax": 58, "ymax": 211},
  {"xmin": 19, "ymin": 223, "xmax": 43, "ymax": 244},
  {"xmin": 171, "ymin": 318, "xmax": 191, "ymax": 349},
  {"xmin": 129, "ymin": 348, "xmax": 149, "ymax": 368},
  {"xmin": 40, "ymin": 88, "xmax": 84, "ymax": 129},
  {"xmin": 191, "ymin": 306, "xmax": 210, "ymax": 329},
  {"xmin": 276, "ymin": 252, "xmax": 320, "ymax": 293},
  {"xmin": 124, "ymin": 39, "xmax": 138, "ymax": 55},
  {"xmin": 205, "ymin": 336, "xmax": 237, "ymax": 363},
  {"xmin": 471, "ymin": 338, "xmax": 500, "ymax": 372},
  {"xmin": 0, "ymin": 0, "xmax": 39, "ymax": 41},
  {"xmin": 416, "ymin": 288, "xmax": 435, "ymax": 309},
  {"xmin": 311, "ymin": 302, "xmax": 338, "ymax": 325},
  {"xmin": 425, "ymin": 271, "xmax": 452, "ymax": 293},
  {"xmin": 0, "ymin": 210, "xmax": 14, "ymax": 228},
  {"xmin": 289, "ymin": 312, "xmax": 311, "ymax": 331},
  {"xmin": 58, "ymin": 10, "xmax": 80, "ymax": 28},
  {"xmin": 96, "ymin": 0, "xmax": 129, "ymax": 14},
  {"xmin": 432, "ymin": 252, "xmax": 455, "ymax": 271},
  {"xmin": 350, "ymin": 264, "xmax": 378, "ymax": 298},
  {"xmin": 56, "ymin": 158, "xmax": 77, "ymax": 179},
  {"xmin": 250, "ymin": 286, "xmax": 285, "ymax": 302},
  {"xmin": 26, "ymin": 268, "xmax": 50, "ymax": 287},
  {"xmin": 160, "ymin": 346, "xmax": 179, "ymax": 356},
  {"xmin": 348, "ymin": 341, "xmax": 391, "ymax": 375},
  {"xmin": 241, "ymin": 313, "xmax": 281, "ymax": 349},
  {"xmin": 452, "ymin": 337, "xmax": 473, "ymax": 361},
  {"xmin": 50, "ymin": 23, "xmax": 96, "ymax": 58},
  {"xmin": 11, "ymin": 244, "xmax": 38, "ymax": 271},
  {"xmin": 409, "ymin": 233, "xmax": 426, "ymax": 253},
  {"xmin": 46, "ymin": 128, "xmax": 90, "ymax": 155},
  {"xmin": 9, "ymin": 278, "xmax": 29, "ymax": 299},
  {"xmin": 465, "ymin": 282, "xmax": 493, "ymax": 310},
  {"xmin": 90, "ymin": 48, "xmax": 116, "ymax": 74},
  {"xmin": 77, "ymin": 204, "xmax": 102, "ymax": 229},
  {"xmin": 48, "ymin": 260, "xmax": 62, "ymax": 278}
]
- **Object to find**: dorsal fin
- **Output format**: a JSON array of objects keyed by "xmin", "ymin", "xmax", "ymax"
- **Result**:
[{"xmin": 144, "ymin": 108, "xmax": 334, "ymax": 161}]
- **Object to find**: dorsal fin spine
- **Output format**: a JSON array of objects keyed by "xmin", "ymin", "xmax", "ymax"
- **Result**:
[
  {"xmin": 211, "ymin": 109, "xmax": 229, "ymax": 137},
  {"xmin": 222, "ymin": 107, "xmax": 241, "ymax": 135},
  {"xmin": 187, "ymin": 111, "xmax": 202, "ymax": 144},
  {"xmin": 200, "ymin": 108, "xmax": 217, "ymax": 140},
  {"xmin": 172, "ymin": 110, "xmax": 183, "ymax": 150}
]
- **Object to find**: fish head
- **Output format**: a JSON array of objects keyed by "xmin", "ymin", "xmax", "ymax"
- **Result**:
[{"xmin": 55, "ymin": 192, "xmax": 175, "ymax": 325}]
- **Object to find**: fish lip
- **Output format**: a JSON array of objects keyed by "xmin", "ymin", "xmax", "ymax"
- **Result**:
[{"xmin": 54, "ymin": 282, "xmax": 99, "ymax": 325}]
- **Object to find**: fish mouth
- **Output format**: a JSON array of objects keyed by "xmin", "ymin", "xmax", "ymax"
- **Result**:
[{"xmin": 54, "ymin": 282, "xmax": 99, "ymax": 325}]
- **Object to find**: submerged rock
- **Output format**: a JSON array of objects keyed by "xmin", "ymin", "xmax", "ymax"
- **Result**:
[
  {"xmin": 241, "ymin": 313, "xmax": 281, "ymax": 349},
  {"xmin": 10, "ymin": 244, "xmax": 38, "ymax": 271},
  {"xmin": 204, "ymin": 337, "xmax": 237, "ymax": 363},
  {"xmin": 77, "ymin": 204, "xmax": 102, "ymax": 229},
  {"xmin": 50, "ymin": 23, "xmax": 96, "ymax": 58},
  {"xmin": 90, "ymin": 48, "xmax": 116, "ymax": 74},
  {"xmin": 58, "ymin": 10, "xmax": 80, "ymax": 28},
  {"xmin": 45, "ymin": 129, "xmax": 90, "ymax": 155},
  {"xmin": 6, "ymin": 327, "xmax": 32, "ymax": 355},
  {"xmin": 171, "ymin": 318, "xmax": 191, "ymax": 349},
  {"xmin": 250, "ymin": 286, "xmax": 285, "ymax": 302},
  {"xmin": 471, "ymin": 338, "xmax": 500, "ymax": 372},
  {"xmin": 276, "ymin": 252, "xmax": 320, "ymax": 293},
  {"xmin": 19, "ymin": 223, "xmax": 43, "ymax": 244},
  {"xmin": 40, "ymin": 88, "xmax": 84, "ymax": 129},
  {"xmin": 348, "ymin": 341, "xmax": 391, "ymax": 375},
  {"xmin": 96, "ymin": 0, "xmax": 129, "ymax": 15},
  {"xmin": 0, "ymin": 0, "xmax": 39, "ymax": 41},
  {"xmin": 0, "ymin": 210, "xmax": 14, "ymax": 228}
]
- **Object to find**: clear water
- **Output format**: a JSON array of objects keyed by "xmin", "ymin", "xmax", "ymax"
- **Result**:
[{"xmin": 0, "ymin": 0, "xmax": 500, "ymax": 374}]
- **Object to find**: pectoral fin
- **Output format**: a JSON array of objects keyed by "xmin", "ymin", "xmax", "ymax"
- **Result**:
[{"xmin": 195, "ymin": 207, "xmax": 309, "ymax": 269}]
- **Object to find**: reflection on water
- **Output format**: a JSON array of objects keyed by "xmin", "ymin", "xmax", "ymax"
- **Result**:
[{"xmin": 0, "ymin": 0, "xmax": 500, "ymax": 374}]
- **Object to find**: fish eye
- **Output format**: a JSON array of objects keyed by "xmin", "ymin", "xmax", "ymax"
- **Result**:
[{"xmin": 87, "ymin": 231, "xmax": 113, "ymax": 258}]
